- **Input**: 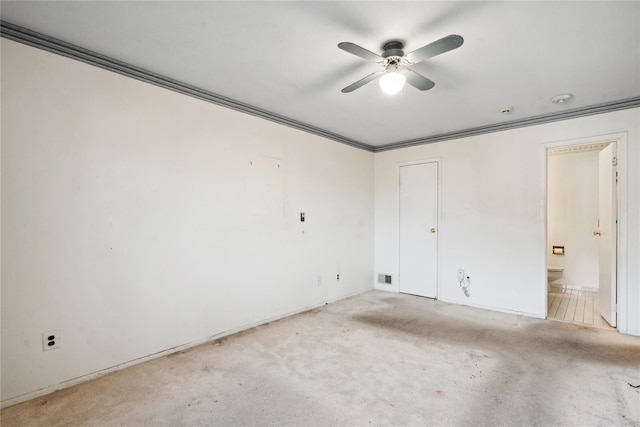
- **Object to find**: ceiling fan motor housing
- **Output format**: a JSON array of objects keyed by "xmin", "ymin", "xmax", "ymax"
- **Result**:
[{"xmin": 381, "ymin": 41, "xmax": 405, "ymax": 58}]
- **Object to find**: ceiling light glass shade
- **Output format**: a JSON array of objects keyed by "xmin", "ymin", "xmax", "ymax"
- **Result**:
[{"xmin": 379, "ymin": 71, "xmax": 406, "ymax": 95}]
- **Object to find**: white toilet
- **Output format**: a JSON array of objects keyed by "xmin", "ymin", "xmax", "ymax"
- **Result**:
[{"xmin": 547, "ymin": 266, "xmax": 564, "ymax": 290}]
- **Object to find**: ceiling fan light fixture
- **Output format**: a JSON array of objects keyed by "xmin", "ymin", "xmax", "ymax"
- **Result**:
[
  {"xmin": 338, "ymin": 34, "xmax": 462, "ymax": 94},
  {"xmin": 379, "ymin": 71, "xmax": 406, "ymax": 95}
]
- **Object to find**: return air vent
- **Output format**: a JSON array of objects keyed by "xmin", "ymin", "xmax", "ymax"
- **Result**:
[{"xmin": 377, "ymin": 273, "xmax": 393, "ymax": 285}]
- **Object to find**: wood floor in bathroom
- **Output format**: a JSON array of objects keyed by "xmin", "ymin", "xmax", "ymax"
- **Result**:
[{"xmin": 547, "ymin": 286, "xmax": 615, "ymax": 329}]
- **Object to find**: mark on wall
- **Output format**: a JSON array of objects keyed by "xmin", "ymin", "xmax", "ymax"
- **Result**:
[{"xmin": 246, "ymin": 157, "xmax": 284, "ymax": 216}]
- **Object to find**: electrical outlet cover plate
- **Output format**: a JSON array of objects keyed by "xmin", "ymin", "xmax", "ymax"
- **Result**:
[
  {"xmin": 43, "ymin": 330, "xmax": 61, "ymax": 351},
  {"xmin": 457, "ymin": 269, "xmax": 465, "ymax": 282}
]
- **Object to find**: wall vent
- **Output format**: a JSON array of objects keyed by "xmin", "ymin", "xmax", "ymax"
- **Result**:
[{"xmin": 377, "ymin": 273, "xmax": 393, "ymax": 285}]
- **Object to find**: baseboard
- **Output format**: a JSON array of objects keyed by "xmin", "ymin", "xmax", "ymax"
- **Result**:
[
  {"xmin": 1, "ymin": 288, "xmax": 369, "ymax": 409},
  {"xmin": 437, "ymin": 296, "xmax": 546, "ymax": 320}
]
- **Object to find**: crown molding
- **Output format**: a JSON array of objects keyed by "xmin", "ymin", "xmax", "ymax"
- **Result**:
[
  {"xmin": 2, "ymin": 20, "xmax": 639, "ymax": 154},
  {"xmin": 0, "ymin": 21, "xmax": 374, "ymax": 152},
  {"xmin": 548, "ymin": 141, "xmax": 611, "ymax": 156},
  {"xmin": 374, "ymin": 97, "xmax": 640, "ymax": 152}
]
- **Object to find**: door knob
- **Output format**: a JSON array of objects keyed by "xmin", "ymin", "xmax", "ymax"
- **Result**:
[
  {"xmin": 430, "ymin": 228, "xmax": 437, "ymax": 233},
  {"xmin": 593, "ymin": 230, "xmax": 601, "ymax": 236}
]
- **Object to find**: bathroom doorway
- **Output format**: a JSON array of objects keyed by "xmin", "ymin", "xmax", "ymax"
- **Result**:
[{"xmin": 545, "ymin": 138, "xmax": 619, "ymax": 330}]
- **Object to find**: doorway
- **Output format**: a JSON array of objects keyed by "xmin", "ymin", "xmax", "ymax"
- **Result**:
[
  {"xmin": 545, "ymin": 139, "xmax": 619, "ymax": 329},
  {"xmin": 399, "ymin": 161, "xmax": 439, "ymax": 298}
]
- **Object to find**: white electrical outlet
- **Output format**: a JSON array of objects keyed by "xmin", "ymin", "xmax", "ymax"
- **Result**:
[
  {"xmin": 457, "ymin": 269, "xmax": 465, "ymax": 282},
  {"xmin": 317, "ymin": 276, "xmax": 322, "ymax": 286},
  {"xmin": 43, "ymin": 330, "xmax": 61, "ymax": 351}
]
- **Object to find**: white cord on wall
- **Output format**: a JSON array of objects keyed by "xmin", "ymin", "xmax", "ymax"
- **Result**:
[{"xmin": 459, "ymin": 276, "xmax": 471, "ymax": 297}]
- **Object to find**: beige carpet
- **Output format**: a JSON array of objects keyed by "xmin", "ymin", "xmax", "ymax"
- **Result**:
[{"xmin": 3, "ymin": 290, "xmax": 639, "ymax": 426}]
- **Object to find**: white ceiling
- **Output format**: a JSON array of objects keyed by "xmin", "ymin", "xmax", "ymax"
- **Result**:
[{"xmin": 2, "ymin": 1, "xmax": 639, "ymax": 149}]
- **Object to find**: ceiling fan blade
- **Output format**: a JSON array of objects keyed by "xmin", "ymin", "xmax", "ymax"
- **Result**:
[
  {"xmin": 401, "ymin": 69, "xmax": 436, "ymax": 91},
  {"xmin": 341, "ymin": 70, "xmax": 384, "ymax": 93},
  {"xmin": 404, "ymin": 34, "xmax": 464, "ymax": 64},
  {"xmin": 338, "ymin": 42, "xmax": 384, "ymax": 63}
]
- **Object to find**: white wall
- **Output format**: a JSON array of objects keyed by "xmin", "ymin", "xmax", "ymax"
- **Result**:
[
  {"xmin": 1, "ymin": 40, "xmax": 374, "ymax": 404},
  {"xmin": 3, "ymin": 37, "xmax": 640, "ymax": 408},
  {"xmin": 547, "ymin": 149, "xmax": 600, "ymax": 289},
  {"xmin": 374, "ymin": 109, "xmax": 639, "ymax": 335}
]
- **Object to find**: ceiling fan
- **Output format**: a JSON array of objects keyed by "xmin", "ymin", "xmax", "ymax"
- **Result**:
[{"xmin": 338, "ymin": 35, "xmax": 464, "ymax": 95}]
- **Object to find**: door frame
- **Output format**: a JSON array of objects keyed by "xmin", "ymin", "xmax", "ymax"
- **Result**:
[
  {"xmin": 397, "ymin": 158, "xmax": 442, "ymax": 298},
  {"xmin": 541, "ymin": 132, "xmax": 628, "ymax": 332}
]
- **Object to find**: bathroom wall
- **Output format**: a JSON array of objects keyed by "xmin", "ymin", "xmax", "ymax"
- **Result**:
[{"xmin": 547, "ymin": 147, "xmax": 602, "ymax": 289}]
